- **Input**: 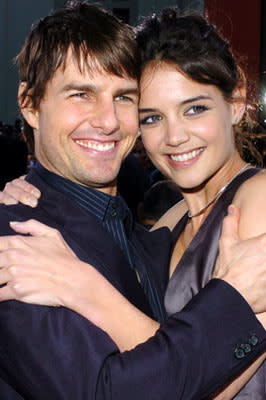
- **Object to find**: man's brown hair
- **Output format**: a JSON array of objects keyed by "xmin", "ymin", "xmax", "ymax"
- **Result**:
[{"xmin": 17, "ymin": 1, "xmax": 140, "ymax": 152}]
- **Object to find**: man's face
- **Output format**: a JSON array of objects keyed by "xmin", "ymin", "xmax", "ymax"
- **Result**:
[{"xmin": 25, "ymin": 52, "xmax": 139, "ymax": 195}]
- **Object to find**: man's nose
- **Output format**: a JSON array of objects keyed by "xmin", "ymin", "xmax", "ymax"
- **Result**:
[{"xmin": 90, "ymin": 99, "xmax": 119, "ymax": 134}]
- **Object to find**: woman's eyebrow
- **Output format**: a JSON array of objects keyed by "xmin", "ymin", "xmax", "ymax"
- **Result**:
[
  {"xmin": 139, "ymin": 95, "xmax": 212, "ymax": 113},
  {"xmin": 181, "ymin": 95, "xmax": 212, "ymax": 105}
]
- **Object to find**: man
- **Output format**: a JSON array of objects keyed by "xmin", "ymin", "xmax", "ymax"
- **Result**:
[{"xmin": 0, "ymin": 2, "xmax": 265, "ymax": 399}]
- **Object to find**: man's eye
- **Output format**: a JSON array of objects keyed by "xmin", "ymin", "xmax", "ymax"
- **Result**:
[
  {"xmin": 115, "ymin": 95, "xmax": 133, "ymax": 102},
  {"xmin": 71, "ymin": 92, "xmax": 88, "ymax": 99},
  {"xmin": 185, "ymin": 105, "xmax": 209, "ymax": 116},
  {"xmin": 139, "ymin": 115, "xmax": 162, "ymax": 126}
]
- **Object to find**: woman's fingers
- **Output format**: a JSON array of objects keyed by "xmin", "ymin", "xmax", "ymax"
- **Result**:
[
  {"xmin": 0, "ymin": 278, "xmax": 60, "ymax": 305},
  {"xmin": 8, "ymin": 220, "xmax": 77, "ymax": 257},
  {"xmin": 0, "ymin": 191, "xmax": 18, "ymax": 205},
  {"xmin": 0, "ymin": 266, "xmax": 13, "ymax": 285},
  {"xmin": 0, "ymin": 222, "xmax": 79, "ymax": 307},
  {"xmin": 0, "ymin": 236, "xmax": 25, "ymax": 253},
  {"xmin": 9, "ymin": 219, "xmax": 56, "ymax": 237},
  {"xmin": 0, "ymin": 177, "xmax": 40, "ymax": 207},
  {"xmin": 0, "ymin": 284, "xmax": 17, "ymax": 302},
  {"xmin": 0, "ymin": 263, "xmax": 63, "ymax": 306}
]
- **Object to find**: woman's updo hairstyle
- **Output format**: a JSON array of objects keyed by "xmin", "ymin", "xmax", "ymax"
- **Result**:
[
  {"xmin": 136, "ymin": 7, "xmax": 266, "ymax": 166},
  {"xmin": 136, "ymin": 8, "xmax": 240, "ymax": 100}
]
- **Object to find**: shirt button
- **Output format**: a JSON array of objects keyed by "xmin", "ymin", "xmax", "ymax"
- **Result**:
[{"xmin": 110, "ymin": 209, "xmax": 117, "ymax": 217}]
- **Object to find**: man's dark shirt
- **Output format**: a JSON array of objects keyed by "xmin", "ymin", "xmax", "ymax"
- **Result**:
[{"xmin": 35, "ymin": 162, "xmax": 166, "ymax": 322}]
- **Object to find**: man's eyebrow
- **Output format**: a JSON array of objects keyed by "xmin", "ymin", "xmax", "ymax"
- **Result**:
[
  {"xmin": 61, "ymin": 83, "xmax": 96, "ymax": 92},
  {"xmin": 139, "ymin": 108, "xmax": 157, "ymax": 113},
  {"xmin": 60, "ymin": 84, "xmax": 139, "ymax": 96},
  {"xmin": 115, "ymin": 88, "xmax": 139, "ymax": 97},
  {"xmin": 139, "ymin": 95, "xmax": 212, "ymax": 113}
]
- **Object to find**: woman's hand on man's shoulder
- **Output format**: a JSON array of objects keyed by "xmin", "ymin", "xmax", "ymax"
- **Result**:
[{"xmin": 0, "ymin": 176, "xmax": 40, "ymax": 207}]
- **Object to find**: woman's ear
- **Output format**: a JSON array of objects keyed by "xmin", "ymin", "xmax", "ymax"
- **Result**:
[
  {"xmin": 18, "ymin": 82, "xmax": 39, "ymax": 130},
  {"xmin": 231, "ymin": 85, "xmax": 246, "ymax": 125}
]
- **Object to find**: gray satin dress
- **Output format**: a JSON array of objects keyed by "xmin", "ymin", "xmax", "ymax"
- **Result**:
[{"xmin": 165, "ymin": 168, "xmax": 266, "ymax": 399}]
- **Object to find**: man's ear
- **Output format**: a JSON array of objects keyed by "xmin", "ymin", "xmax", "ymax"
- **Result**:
[
  {"xmin": 18, "ymin": 82, "xmax": 39, "ymax": 130},
  {"xmin": 231, "ymin": 85, "xmax": 246, "ymax": 125}
]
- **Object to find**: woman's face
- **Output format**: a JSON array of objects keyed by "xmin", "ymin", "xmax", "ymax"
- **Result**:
[{"xmin": 139, "ymin": 63, "xmax": 242, "ymax": 191}]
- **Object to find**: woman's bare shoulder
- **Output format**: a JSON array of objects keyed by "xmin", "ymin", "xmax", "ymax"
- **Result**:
[
  {"xmin": 234, "ymin": 169, "xmax": 266, "ymax": 204},
  {"xmin": 151, "ymin": 199, "xmax": 188, "ymax": 231},
  {"xmin": 233, "ymin": 169, "xmax": 266, "ymax": 238}
]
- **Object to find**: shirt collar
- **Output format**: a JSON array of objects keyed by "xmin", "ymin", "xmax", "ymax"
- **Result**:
[{"xmin": 34, "ymin": 162, "xmax": 133, "ymax": 233}]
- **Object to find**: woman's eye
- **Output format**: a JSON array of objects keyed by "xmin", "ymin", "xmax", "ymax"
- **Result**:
[
  {"xmin": 139, "ymin": 114, "xmax": 162, "ymax": 126},
  {"xmin": 185, "ymin": 105, "xmax": 208, "ymax": 116}
]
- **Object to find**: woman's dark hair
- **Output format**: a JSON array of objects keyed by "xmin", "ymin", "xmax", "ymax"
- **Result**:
[{"xmin": 136, "ymin": 8, "xmax": 266, "ymax": 166}]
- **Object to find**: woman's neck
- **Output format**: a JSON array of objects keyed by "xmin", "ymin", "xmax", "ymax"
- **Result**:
[{"xmin": 181, "ymin": 155, "xmax": 247, "ymax": 233}]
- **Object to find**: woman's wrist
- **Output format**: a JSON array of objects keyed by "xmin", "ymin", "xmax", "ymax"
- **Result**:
[{"xmin": 60, "ymin": 260, "xmax": 111, "ymax": 322}]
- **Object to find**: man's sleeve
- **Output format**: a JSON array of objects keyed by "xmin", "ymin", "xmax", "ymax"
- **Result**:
[
  {"xmin": 96, "ymin": 279, "xmax": 266, "ymax": 400},
  {"xmin": 0, "ymin": 280, "xmax": 265, "ymax": 400}
]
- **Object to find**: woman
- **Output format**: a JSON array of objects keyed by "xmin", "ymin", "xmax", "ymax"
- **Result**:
[{"xmin": 1, "ymin": 8, "xmax": 266, "ymax": 398}]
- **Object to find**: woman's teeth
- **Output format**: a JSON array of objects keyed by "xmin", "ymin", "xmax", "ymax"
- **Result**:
[{"xmin": 170, "ymin": 148, "xmax": 203, "ymax": 162}]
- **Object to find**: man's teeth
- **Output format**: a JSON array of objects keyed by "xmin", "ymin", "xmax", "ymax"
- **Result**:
[
  {"xmin": 76, "ymin": 140, "xmax": 115, "ymax": 151},
  {"xmin": 170, "ymin": 148, "xmax": 203, "ymax": 162}
]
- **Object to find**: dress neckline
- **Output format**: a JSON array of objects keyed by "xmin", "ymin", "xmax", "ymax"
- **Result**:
[{"xmin": 168, "ymin": 167, "xmax": 259, "ymax": 283}]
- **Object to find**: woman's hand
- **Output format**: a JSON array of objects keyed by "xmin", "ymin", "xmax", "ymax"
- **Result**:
[
  {"xmin": 0, "ymin": 219, "xmax": 84, "ymax": 306},
  {"xmin": 0, "ymin": 219, "xmax": 117, "ymax": 316},
  {"xmin": 0, "ymin": 177, "xmax": 40, "ymax": 207},
  {"xmin": 0, "ymin": 219, "xmax": 159, "ymax": 350}
]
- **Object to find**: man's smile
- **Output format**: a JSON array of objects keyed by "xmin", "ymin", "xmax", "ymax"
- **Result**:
[{"xmin": 74, "ymin": 139, "xmax": 116, "ymax": 152}]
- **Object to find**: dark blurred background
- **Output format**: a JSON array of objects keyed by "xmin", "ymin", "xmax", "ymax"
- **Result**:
[
  {"xmin": 0, "ymin": 0, "xmax": 265, "ymax": 127},
  {"xmin": 0, "ymin": 0, "xmax": 265, "ymax": 219}
]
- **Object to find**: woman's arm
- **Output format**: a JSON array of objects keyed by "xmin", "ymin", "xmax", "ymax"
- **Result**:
[
  {"xmin": 0, "ymin": 211, "xmax": 265, "ymax": 397},
  {"xmin": 210, "ymin": 352, "xmax": 266, "ymax": 400},
  {"xmin": 0, "ymin": 219, "xmax": 159, "ymax": 351}
]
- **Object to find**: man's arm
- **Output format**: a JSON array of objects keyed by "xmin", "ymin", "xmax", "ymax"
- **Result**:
[
  {"xmin": 0, "ymin": 278, "xmax": 264, "ymax": 400},
  {"xmin": 99, "ymin": 205, "xmax": 266, "ymax": 398},
  {"xmin": 0, "ymin": 207, "xmax": 265, "ymax": 399},
  {"xmin": 97, "ymin": 279, "xmax": 265, "ymax": 400}
]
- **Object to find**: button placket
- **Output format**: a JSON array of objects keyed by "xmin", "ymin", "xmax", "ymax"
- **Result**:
[{"xmin": 110, "ymin": 201, "xmax": 117, "ymax": 217}]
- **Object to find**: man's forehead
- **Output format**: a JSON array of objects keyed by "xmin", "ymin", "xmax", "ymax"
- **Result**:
[{"xmin": 53, "ymin": 50, "xmax": 138, "ymax": 88}]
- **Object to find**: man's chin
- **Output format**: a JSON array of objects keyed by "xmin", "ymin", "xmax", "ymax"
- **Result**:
[{"xmin": 76, "ymin": 174, "xmax": 118, "ymax": 194}]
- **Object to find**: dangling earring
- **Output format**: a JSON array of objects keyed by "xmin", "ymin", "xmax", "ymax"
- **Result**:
[{"xmin": 234, "ymin": 115, "xmax": 242, "ymax": 125}]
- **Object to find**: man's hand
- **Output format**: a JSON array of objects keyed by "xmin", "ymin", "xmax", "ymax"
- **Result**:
[
  {"xmin": 214, "ymin": 205, "xmax": 266, "ymax": 315},
  {"xmin": 0, "ymin": 176, "xmax": 40, "ymax": 207}
]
